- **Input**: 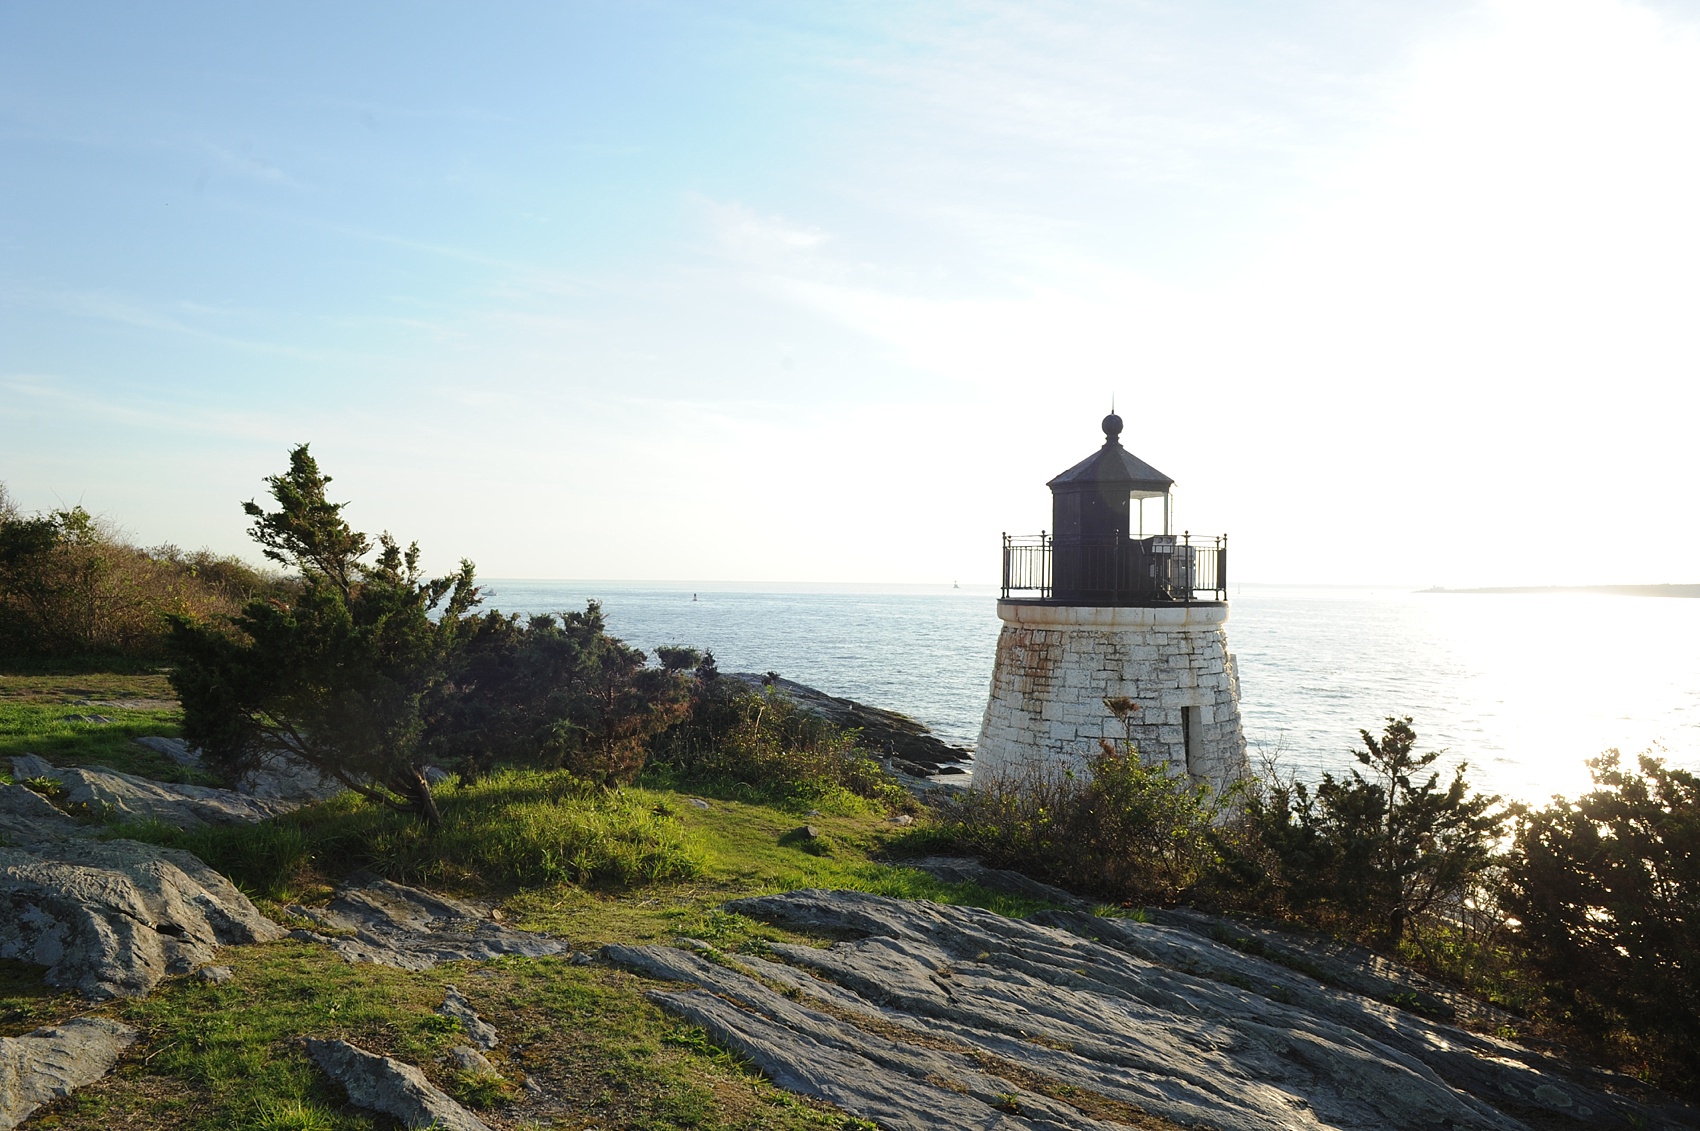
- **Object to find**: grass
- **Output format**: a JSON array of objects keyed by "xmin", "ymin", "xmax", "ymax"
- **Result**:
[
  {"xmin": 10, "ymin": 786, "xmax": 1044, "ymax": 1131},
  {"xmin": 4, "ymin": 672, "xmax": 1066, "ymax": 1131},
  {"xmin": 116, "ymin": 771, "xmax": 710, "ymax": 902},
  {"xmin": 0, "ymin": 670, "xmax": 201, "ymax": 782}
]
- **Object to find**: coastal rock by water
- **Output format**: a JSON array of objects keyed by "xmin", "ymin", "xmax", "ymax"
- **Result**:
[
  {"xmin": 286, "ymin": 877, "xmax": 565, "ymax": 970},
  {"xmin": 726, "ymin": 673, "xmax": 971, "ymax": 773},
  {"xmin": 607, "ymin": 889, "xmax": 1698, "ymax": 1131},
  {"xmin": 306, "ymin": 1038, "xmax": 491, "ymax": 1131},
  {"xmin": 0, "ymin": 1016, "xmax": 139, "ymax": 1131},
  {"xmin": 0, "ymin": 782, "xmax": 283, "ymax": 998}
]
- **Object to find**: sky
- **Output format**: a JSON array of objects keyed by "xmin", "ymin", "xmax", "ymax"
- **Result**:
[{"xmin": 3, "ymin": 0, "xmax": 1698, "ymax": 588}]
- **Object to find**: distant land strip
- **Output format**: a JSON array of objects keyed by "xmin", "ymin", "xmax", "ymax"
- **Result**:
[{"xmin": 1420, "ymin": 583, "xmax": 1700, "ymax": 598}]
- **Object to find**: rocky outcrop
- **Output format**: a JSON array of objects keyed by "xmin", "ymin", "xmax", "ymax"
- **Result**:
[
  {"xmin": 131, "ymin": 736, "xmax": 202, "ymax": 768},
  {"xmin": 904, "ymin": 855, "xmax": 1508, "ymax": 1030},
  {"xmin": 439, "ymin": 986, "xmax": 499, "ymax": 1049},
  {"xmin": 726, "ymin": 674, "xmax": 970, "ymax": 774},
  {"xmin": 306, "ymin": 1038, "xmax": 491, "ymax": 1131},
  {"xmin": 0, "ymin": 782, "xmax": 282, "ymax": 999},
  {"xmin": 14, "ymin": 750, "xmax": 330, "ymax": 829},
  {"xmin": 904, "ymin": 855, "xmax": 1094, "ymax": 909},
  {"xmin": 131, "ymin": 737, "xmax": 343, "ymax": 803},
  {"xmin": 52, "ymin": 765, "xmax": 297, "ymax": 828},
  {"xmin": 7, "ymin": 755, "xmax": 56, "ymax": 783},
  {"xmin": 0, "ymin": 1016, "xmax": 138, "ymax": 1131},
  {"xmin": 445, "ymin": 1045, "xmax": 500, "ymax": 1076},
  {"xmin": 285, "ymin": 877, "xmax": 564, "ymax": 970},
  {"xmin": 606, "ymin": 889, "xmax": 1699, "ymax": 1131}
]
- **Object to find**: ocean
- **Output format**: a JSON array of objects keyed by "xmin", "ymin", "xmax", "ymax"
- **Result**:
[{"xmin": 480, "ymin": 580, "xmax": 1700, "ymax": 805}]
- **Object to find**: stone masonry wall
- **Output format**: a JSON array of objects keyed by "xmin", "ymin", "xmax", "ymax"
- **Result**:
[{"xmin": 975, "ymin": 602, "xmax": 1247, "ymax": 793}]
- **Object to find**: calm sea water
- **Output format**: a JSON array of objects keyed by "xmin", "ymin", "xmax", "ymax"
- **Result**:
[{"xmin": 482, "ymin": 580, "xmax": 1700, "ymax": 805}]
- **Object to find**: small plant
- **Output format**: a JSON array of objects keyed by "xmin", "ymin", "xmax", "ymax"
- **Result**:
[
  {"xmin": 247, "ymin": 1098, "xmax": 337, "ymax": 1131},
  {"xmin": 448, "ymin": 1068, "xmax": 517, "ymax": 1109},
  {"xmin": 419, "ymin": 1012, "xmax": 461, "ymax": 1035},
  {"xmin": 18, "ymin": 775, "xmax": 65, "ymax": 800}
]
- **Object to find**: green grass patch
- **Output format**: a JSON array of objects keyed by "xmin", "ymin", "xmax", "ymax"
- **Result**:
[
  {"xmin": 0, "ymin": 671, "xmax": 195, "ymax": 781},
  {"xmin": 0, "ymin": 958, "xmax": 72, "ymax": 1039},
  {"xmin": 505, "ymin": 790, "xmax": 1062, "ymax": 948},
  {"xmin": 115, "ymin": 770, "xmax": 707, "ymax": 900}
]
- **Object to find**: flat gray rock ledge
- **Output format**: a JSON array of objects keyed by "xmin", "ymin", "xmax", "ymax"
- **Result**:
[
  {"xmin": 603, "ymin": 889, "xmax": 1700, "ymax": 1131},
  {"xmin": 0, "ymin": 1017, "xmax": 138, "ymax": 1131},
  {"xmin": 306, "ymin": 1038, "xmax": 490, "ymax": 1131},
  {"xmin": 0, "ymin": 783, "xmax": 283, "ymax": 999},
  {"xmin": 286, "ymin": 877, "xmax": 565, "ymax": 970},
  {"xmin": 906, "ymin": 855, "xmax": 1492, "ymax": 1029}
]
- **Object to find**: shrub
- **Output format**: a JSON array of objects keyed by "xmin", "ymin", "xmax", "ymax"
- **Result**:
[
  {"xmin": 170, "ymin": 448, "xmax": 703, "ymax": 819},
  {"xmin": 1237, "ymin": 717, "xmax": 1504, "ymax": 948},
  {"xmin": 936, "ymin": 740, "xmax": 1228, "ymax": 905},
  {"xmin": 423, "ymin": 606, "xmax": 694, "ymax": 785},
  {"xmin": 650, "ymin": 680, "xmax": 909, "ymax": 812},
  {"xmin": 0, "ymin": 492, "xmax": 284, "ymax": 665},
  {"xmin": 1502, "ymin": 751, "xmax": 1699, "ymax": 1091}
]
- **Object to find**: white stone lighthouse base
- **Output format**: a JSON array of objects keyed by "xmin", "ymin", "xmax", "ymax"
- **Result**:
[{"xmin": 974, "ymin": 602, "xmax": 1247, "ymax": 795}]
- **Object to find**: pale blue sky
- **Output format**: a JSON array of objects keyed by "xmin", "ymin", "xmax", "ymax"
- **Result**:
[{"xmin": 5, "ymin": 1, "xmax": 1698, "ymax": 585}]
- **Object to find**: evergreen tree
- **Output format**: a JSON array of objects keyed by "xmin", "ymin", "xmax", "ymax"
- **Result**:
[{"xmin": 169, "ymin": 445, "xmax": 479, "ymax": 824}]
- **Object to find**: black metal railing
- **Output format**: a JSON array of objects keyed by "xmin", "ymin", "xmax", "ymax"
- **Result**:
[{"xmin": 1000, "ymin": 532, "xmax": 1227, "ymax": 605}]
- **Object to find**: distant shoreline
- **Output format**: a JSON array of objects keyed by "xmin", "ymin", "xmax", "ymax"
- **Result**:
[{"xmin": 1420, "ymin": 583, "xmax": 1700, "ymax": 598}]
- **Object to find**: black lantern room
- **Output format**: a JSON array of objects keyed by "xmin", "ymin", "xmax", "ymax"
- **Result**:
[
  {"xmin": 1048, "ymin": 412, "xmax": 1174, "ymax": 545},
  {"xmin": 999, "ymin": 413, "xmax": 1227, "ymax": 605}
]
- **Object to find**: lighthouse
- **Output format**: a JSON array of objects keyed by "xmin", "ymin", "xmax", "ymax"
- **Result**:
[{"xmin": 975, "ymin": 412, "xmax": 1248, "ymax": 791}]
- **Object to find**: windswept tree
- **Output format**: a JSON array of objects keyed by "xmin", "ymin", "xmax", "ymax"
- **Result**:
[{"xmin": 169, "ymin": 445, "xmax": 480, "ymax": 825}]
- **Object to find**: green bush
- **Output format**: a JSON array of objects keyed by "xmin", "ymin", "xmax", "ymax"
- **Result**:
[
  {"xmin": 423, "ymin": 605, "xmax": 694, "ymax": 785},
  {"xmin": 170, "ymin": 447, "xmax": 704, "ymax": 822},
  {"xmin": 1502, "ymin": 751, "xmax": 1699, "ymax": 1092},
  {"xmin": 934, "ymin": 740, "xmax": 1227, "ymax": 904},
  {"xmin": 650, "ymin": 680, "xmax": 909, "ymax": 813},
  {"xmin": 170, "ymin": 445, "xmax": 484, "ymax": 827},
  {"xmin": 1236, "ymin": 717, "xmax": 1504, "ymax": 948}
]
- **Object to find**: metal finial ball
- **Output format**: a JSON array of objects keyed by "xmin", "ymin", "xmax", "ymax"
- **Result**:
[{"xmin": 1102, "ymin": 412, "xmax": 1124, "ymax": 441}]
